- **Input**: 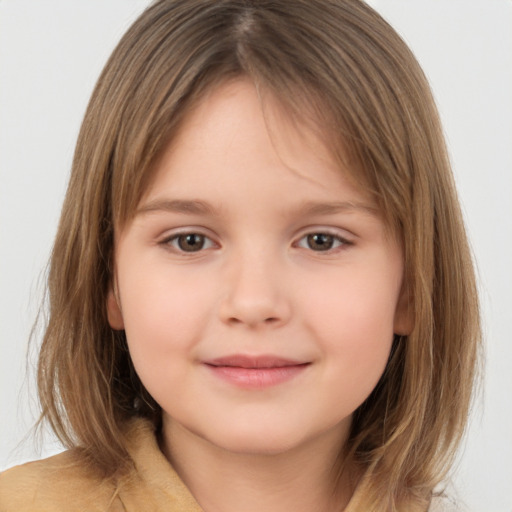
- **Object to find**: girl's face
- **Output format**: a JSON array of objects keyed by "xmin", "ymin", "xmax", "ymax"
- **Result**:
[{"xmin": 108, "ymin": 80, "xmax": 410, "ymax": 456}]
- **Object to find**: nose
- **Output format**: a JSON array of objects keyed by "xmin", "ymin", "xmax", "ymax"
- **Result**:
[{"xmin": 218, "ymin": 251, "xmax": 291, "ymax": 329}]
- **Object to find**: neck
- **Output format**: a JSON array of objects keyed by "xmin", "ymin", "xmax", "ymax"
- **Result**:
[{"xmin": 161, "ymin": 419, "xmax": 356, "ymax": 512}]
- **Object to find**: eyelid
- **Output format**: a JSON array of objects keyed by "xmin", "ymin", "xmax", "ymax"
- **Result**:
[
  {"xmin": 294, "ymin": 225, "xmax": 355, "ymax": 241},
  {"xmin": 158, "ymin": 227, "xmax": 219, "ymax": 253},
  {"xmin": 293, "ymin": 227, "xmax": 355, "ymax": 252}
]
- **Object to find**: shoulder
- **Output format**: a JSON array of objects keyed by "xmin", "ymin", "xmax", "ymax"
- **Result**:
[
  {"xmin": 0, "ymin": 450, "xmax": 120, "ymax": 512},
  {"xmin": 0, "ymin": 419, "xmax": 203, "ymax": 512}
]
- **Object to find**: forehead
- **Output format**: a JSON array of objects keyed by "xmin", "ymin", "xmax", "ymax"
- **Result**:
[{"xmin": 140, "ymin": 79, "xmax": 375, "ymax": 212}]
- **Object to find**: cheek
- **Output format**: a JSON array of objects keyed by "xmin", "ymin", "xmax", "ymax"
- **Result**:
[
  {"xmin": 121, "ymin": 263, "xmax": 214, "ymax": 335},
  {"xmin": 302, "ymin": 264, "xmax": 400, "ymax": 397},
  {"xmin": 304, "ymin": 263, "xmax": 400, "ymax": 341},
  {"xmin": 117, "ymin": 265, "xmax": 217, "ymax": 386}
]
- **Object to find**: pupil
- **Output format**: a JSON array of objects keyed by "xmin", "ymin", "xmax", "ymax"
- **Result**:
[
  {"xmin": 308, "ymin": 233, "xmax": 333, "ymax": 251},
  {"xmin": 178, "ymin": 234, "xmax": 204, "ymax": 252}
]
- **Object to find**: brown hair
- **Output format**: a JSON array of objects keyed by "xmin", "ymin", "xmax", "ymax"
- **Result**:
[{"xmin": 37, "ymin": 1, "xmax": 481, "ymax": 509}]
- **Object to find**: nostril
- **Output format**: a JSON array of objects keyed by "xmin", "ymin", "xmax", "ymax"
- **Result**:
[
  {"xmin": 219, "ymin": 289, "xmax": 291, "ymax": 328},
  {"xmin": 226, "ymin": 315, "xmax": 280, "ymax": 327}
]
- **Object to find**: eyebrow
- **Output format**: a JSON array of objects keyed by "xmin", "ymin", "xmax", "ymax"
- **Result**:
[
  {"xmin": 136, "ymin": 198, "xmax": 378, "ymax": 217},
  {"xmin": 299, "ymin": 200, "xmax": 379, "ymax": 217},
  {"xmin": 137, "ymin": 199, "xmax": 217, "ymax": 216}
]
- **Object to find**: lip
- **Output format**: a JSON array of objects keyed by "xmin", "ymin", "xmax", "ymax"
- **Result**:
[{"xmin": 203, "ymin": 355, "xmax": 310, "ymax": 389}]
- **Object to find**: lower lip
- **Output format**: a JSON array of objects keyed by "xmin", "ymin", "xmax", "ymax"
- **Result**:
[{"xmin": 205, "ymin": 364, "xmax": 309, "ymax": 389}]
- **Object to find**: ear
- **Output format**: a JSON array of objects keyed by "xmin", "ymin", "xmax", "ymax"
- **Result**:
[
  {"xmin": 393, "ymin": 283, "xmax": 414, "ymax": 336},
  {"xmin": 107, "ymin": 283, "xmax": 125, "ymax": 330}
]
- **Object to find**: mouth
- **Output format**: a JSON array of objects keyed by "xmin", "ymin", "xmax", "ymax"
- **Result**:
[{"xmin": 203, "ymin": 355, "xmax": 311, "ymax": 389}]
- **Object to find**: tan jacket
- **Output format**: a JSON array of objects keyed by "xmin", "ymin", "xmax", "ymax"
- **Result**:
[
  {"xmin": 0, "ymin": 419, "xmax": 203, "ymax": 511},
  {"xmin": 0, "ymin": 419, "xmax": 462, "ymax": 512}
]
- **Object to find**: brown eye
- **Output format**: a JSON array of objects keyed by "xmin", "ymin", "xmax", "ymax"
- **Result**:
[
  {"xmin": 306, "ymin": 233, "xmax": 335, "ymax": 251},
  {"xmin": 296, "ymin": 232, "xmax": 350, "ymax": 252},
  {"xmin": 175, "ymin": 233, "xmax": 207, "ymax": 252},
  {"xmin": 162, "ymin": 231, "xmax": 216, "ymax": 254}
]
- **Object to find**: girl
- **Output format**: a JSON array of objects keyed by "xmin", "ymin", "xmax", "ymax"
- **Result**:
[{"xmin": 0, "ymin": 1, "xmax": 481, "ymax": 511}]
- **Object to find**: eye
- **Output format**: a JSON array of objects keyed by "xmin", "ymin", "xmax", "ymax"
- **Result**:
[
  {"xmin": 164, "ymin": 232, "xmax": 215, "ymax": 253},
  {"xmin": 296, "ymin": 232, "xmax": 350, "ymax": 252}
]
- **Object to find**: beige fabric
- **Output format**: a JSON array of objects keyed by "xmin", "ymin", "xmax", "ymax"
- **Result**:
[
  {"xmin": 0, "ymin": 419, "xmax": 462, "ymax": 511},
  {"xmin": 0, "ymin": 419, "xmax": 204, "ymax": 512}
]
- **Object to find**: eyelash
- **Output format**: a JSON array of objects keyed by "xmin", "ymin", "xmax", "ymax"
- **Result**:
[
  {"xmin": 159, "ymin": 230, "xmax": 353, "ymax": 254},
  {"xmin": 161, "ymin": 232, "xmax": 216, "ymax": 253},
  {"xmin": 295, "ymin": 232, "xmax": 352, "ymax": 253}
]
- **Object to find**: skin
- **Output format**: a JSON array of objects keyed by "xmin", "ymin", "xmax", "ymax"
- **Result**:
[{"xmin": 107, "ymin": 80, "xmax": 410, "ymax": 512}]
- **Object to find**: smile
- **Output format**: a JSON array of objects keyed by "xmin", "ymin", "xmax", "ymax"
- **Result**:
[{"xmin": 203, "ymin": 355, "xmax": 311, "ymax": 389}]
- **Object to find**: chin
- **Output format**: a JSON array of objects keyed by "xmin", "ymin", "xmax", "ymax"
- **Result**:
[
  {"xmin": 214, "ymin": 433, "xmax": 304, "ymax": 456},
  {"xmin": 198, "ymin": 419, "xmax": 322, "ymax": 457}
]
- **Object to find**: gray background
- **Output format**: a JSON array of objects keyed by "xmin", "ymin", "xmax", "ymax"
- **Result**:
[{"xmin": 1, "ymin": 1, "xmax": 511, "ymax": 510}]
